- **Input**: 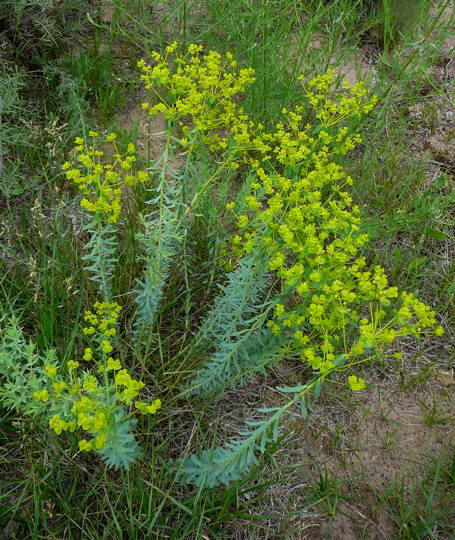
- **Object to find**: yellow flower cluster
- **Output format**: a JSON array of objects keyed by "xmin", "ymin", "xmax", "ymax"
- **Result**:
[
  {"xmin": 33, "ymin": 302, "xmax": 161, "ymax": 455},
  {"xmin": 63, "ymin": 132, "xmax": 149, "ymax": 223},
  {"xmin": 301, "ymin": 70, "xmax": 378, "ymax": 127},
  {"xmin": 138, "ymin": 43, "xmax": 255, "ymax": 152},
  {"xmin": 82, "ymin": 301, "xmax": 121, "ymax": 339}
]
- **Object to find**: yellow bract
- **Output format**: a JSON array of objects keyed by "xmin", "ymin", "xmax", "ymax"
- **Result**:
[
  {"xmin": 67, "ymin": 360, "xmax": 79, "ymax": 370},
  {"xmin": 44, "ymin": 364, "xmax": 57, "ymax": 378},
  {"xmin": 135, "ymin": 399, "xmax": 162, "ymax": 415},
  {"xmin": 33, "ymin": 389, "xmax": 49, "ymax": 402},
  {"xmin": 348, "ymin": 375, "xmax": 366, "ymax": 392}
]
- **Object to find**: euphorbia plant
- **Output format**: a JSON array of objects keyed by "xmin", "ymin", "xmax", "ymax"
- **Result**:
[{"xmin": 137, "ymin": 44, "xmax": 442, "ymax": 486}]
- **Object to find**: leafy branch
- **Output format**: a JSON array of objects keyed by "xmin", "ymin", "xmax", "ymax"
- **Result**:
[
  {"xmin": 82, "ymin": 218, "xmax": 118, "ymax": 301},
  {"xmin": 176, "ymin": 377, "xmax": 323, "ymax": 487},
  {"xmin": 133, "ymin": 151, "xmax": 185, "ymax": 345}
]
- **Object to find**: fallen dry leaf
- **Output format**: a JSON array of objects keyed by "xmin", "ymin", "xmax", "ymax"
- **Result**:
[{"xmin": 433, "ymin": 368, "xmax": 455, "ymax": 386}]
